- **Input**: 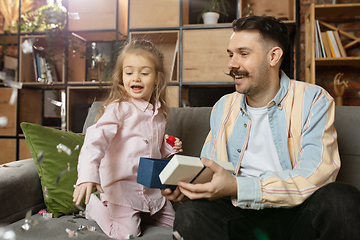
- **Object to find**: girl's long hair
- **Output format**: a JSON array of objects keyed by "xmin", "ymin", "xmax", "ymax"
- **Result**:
[{"xmin": 95, "ymin": 39, "xmax": 168, "ymax": 122}]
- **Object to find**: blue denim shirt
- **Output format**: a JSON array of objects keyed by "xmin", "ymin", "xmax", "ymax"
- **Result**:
[{"xmin": 201, "ymin": 71, "xmax": 340, "ymax": 209}]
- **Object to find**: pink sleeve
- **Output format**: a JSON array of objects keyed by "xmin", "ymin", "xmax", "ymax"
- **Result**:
[
  {"xmin": 76, "ymin": 103, "xmax": 124, "ymax": 185},
  {"xmin": 161, "ymin": 135, "xmax": 178, "ymax": 158}
]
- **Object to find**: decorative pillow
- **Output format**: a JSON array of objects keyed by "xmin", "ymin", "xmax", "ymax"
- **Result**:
[{"xmin": 21, "ymin": 122, "xmax": 85, "ymax": 218}]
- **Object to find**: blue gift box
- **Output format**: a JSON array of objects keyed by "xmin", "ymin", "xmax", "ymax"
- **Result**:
[{"xmin": 137, "ymin": 157, "xmax": 176, "ymax": 189}]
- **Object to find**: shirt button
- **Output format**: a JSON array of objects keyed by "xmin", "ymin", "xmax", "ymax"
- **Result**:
[
  {"xmin": 237, "ymin": 149, "xmax": 241, "ymax": 153},
  {"xmin": 246, "ymin": 203, "xmax": 251, "ymax": 208},
  {"xmin": 244, "ymin": 124, "xmax": 247, "ymax": 128}
]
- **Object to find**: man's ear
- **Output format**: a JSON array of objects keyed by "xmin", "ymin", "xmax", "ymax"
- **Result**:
[{"xmin": 269, "ymin": 46, "xmax": 283, "ymax": 67}]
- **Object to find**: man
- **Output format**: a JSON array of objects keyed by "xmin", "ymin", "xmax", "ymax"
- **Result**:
[{"xmin": 162, "ymin": 16, "xmax": 360, "ymax": 240}]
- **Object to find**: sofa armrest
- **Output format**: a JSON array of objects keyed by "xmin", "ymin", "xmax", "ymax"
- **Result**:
[{"xmin": 0, "ymin": 159, "xmax": 45, "ymax": 224}]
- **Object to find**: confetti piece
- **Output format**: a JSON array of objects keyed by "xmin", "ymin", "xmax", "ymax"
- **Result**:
[
  {"xmin": 65, "ymin": 228, "xmax": 78, "ymax": 238},
  {"xmin": 44, "ymin": 186, "xmax": 49, "ymax": 199},
  {"xmin": 62, "ymin": 136, "xmax": 80, "ymax": 150},
  {"xmin": 173, "ymin": 231, "xmax": 184, "ymax": 240},
  {"xmin": 166, "ymin": 135, "xmax": 176, "ymax": 147},
  {"xmin": 0, "ymin": 226, "xmax": 16, "ymax": 240},
  {"xmin": 68, "ymin": 12, "xmax": 80, "ymax": 19},
  {"xmin": 74, "ymin": 204, "xmax": 84, "ymax": 212},
  {"xmin": 57, "ymin": 143, "xmax": 72, "ymax": 156},
  {"xmin": 20, "ymin": 39, "xmax": 33, "ymax": 54},
  {"xmin": 78, "ymin": 225, "xmax": 96, "ymax": 232},
  {"xmin": 48, "ymin": 98, "xmax": 62, "ymax": 107},
  {"xmin": 21, "ymin": 210, "xmax": 39, "ymax": 231},
  {"xmin": 42, "ymin": 213, "xmax": 53, "ymax": 218},
  {"xmin": 56, "ymin": 163, "xmax": 75, "ymax": 187},
  {"xmin": 3, "ymin": 79, "xmax": 23, "ymax": 89},
  {"xmin": 9, "ymin": 88, "xmax": 17, "ymax": 105},
  {"xmin": 37, "ymin": 150, "xmax": 44, "ymax": 164},
  {"xmin": 0, "ymin": 116, "xmax": 8, "ymax": 127}
]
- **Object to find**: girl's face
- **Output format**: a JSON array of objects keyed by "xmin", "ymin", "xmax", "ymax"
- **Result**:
[{"xmin": 122, "ymin": 54, "xmax": 158, "ymax": 102}]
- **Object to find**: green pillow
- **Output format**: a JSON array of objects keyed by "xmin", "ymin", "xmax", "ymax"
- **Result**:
[{"xmin": 21, "ymin": 122, "xmax": 85, "ymax": 218}]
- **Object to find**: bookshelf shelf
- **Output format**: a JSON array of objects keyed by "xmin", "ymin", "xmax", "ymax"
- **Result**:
[
  {"xmin": 305, "ymin": 3, "xmax": 360, "ymax": 84},
  {"xmin": 315, "ymin": 57, "xmax": 360, "ymax": 66}
]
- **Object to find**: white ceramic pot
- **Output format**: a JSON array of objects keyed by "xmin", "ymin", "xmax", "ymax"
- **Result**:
[{"xmin": 202, "ymin": 12, "xmax": 220, "ymax": 25}]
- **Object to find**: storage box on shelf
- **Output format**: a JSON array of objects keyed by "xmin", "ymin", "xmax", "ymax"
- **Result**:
[
  {"xmin": 182, "ymin": 28, "xmax": 233, "ymax": 83},
  {"xmin": 19, "ymin": 138, "xmax": 32, "ymax": 160},
  {"xmin": 129, "ymin": 0, "xmax": 180, "ymax": 29},
  {"xmin": 0, "ymin": 138, "xmax": 16, "ymax": 164},
  {"xmin": 130, "ymin": 31, "xmax": 179, "ymax": 83},
  {"xmin": 305, "ymin": 3, "xmax": 360, "ymax": 84},
  {"xmin": 239, "ymin": 0, "xmax": 296, "ymax": 23},
  {"xmin": 67, "ymin": 0, "xmax": 128, "ymax": 42},
  {"xmin": 18, "ymin": 88, "xmax": 43, "ymax": 129}
]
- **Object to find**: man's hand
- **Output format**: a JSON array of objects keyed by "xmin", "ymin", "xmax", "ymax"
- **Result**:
[
  {"xmin": 177, "ymin": 158, "xmax": 237, "ymax": 201},
  {"xmin": 73, "ymin": 182, "xmax": 104, "ymax": 205},
  {"xmin": 161, "ymin": 187, "xmax": 187, "ymax": 202}
]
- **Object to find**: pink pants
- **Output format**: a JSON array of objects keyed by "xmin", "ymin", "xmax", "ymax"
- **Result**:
[{"xmin": 86, "ymin": 195, "xmax": 175, "ymax": 239}]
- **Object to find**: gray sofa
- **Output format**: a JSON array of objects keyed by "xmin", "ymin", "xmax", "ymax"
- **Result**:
[{"xmin": 1, "ymin": 105, "xmax": 360, "ymax": 239}]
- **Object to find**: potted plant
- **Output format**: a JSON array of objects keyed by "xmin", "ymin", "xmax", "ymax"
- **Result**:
[{"xmin": 197, "ymin": 0, "xmax": 230, "ymax": 25}]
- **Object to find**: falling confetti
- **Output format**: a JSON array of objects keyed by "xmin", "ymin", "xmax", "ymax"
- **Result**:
[
  {"xmin": 47, "ymin": 98, "xmax": 62, "ymax": 107},
  {"xmin": 21, "ymin": 210, "xmax": 39, "ymax": 231},
  {"xmin": 68, "ymin": 12, "xmax": 80, "ymax": 19},
  {"xmin": 0, "ymin": 226, "xmax": 16, "ymax": 240},
  {"xmin": 62, "ymin": 136, "xmax": 79, "ymax": 150},
  {"xmin": 56, "ymin": 163, "xmax": 75, "ymax": 187},
  {"xmin": 37, "ymin": 150, "xmax": 44, "ymax": 164},
  {"xmin": 0, "ymin": 116, "xmax": 8, "ymax": 127},
  {"xmin": 56, "ymin": 143, "xmax": 72, "ymax": 156}
]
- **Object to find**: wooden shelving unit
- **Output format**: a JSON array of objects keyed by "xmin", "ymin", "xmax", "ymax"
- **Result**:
[
  {"xmin": 0, "ymin": 0, "xmax": 299, "ymax": 163},
  {"xmin": 0, "ymin": 0, "xmax": 128, "ymax": 163},
  {"xmin": 305, "ymin": 3, "xmax": 360, "ymax": 84}
]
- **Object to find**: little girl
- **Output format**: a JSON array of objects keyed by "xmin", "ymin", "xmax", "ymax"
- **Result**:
[{"xmin": 73, "ymin": 39, "xmax": 182, "ymax": 239}]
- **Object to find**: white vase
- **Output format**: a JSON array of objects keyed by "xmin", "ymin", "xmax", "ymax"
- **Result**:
[{"xmin": 202, "ymin": 12, "xmax": 220, "ymax": 25}]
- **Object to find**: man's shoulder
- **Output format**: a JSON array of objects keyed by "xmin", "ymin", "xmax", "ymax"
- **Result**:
[{"xmin": 216, "ymin": 91, "xmax": 242, "ymax": 105}]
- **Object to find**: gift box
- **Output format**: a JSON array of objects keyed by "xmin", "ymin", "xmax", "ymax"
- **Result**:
[
  {"xmin": 159, "ymin": 155, "xmax": 235, "ymax": 185},
  {"xmin": 137, "ymin": 157, "xmax": 176, "ymax": 189}
]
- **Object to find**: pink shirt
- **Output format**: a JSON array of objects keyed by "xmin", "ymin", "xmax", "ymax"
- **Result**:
[{"xmin": 76, "ymin": 98, "xmax": 176, "ymax": 214}]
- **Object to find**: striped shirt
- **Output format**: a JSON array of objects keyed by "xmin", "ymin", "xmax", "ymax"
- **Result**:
[{"xmin": 201, "ymin": 71, "xmax": 340, "ymax": 209}]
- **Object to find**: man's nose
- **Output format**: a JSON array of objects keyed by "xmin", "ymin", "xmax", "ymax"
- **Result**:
[{"xmin": 228, "ymin": 56, "xmax": 239, "ymax": 69}]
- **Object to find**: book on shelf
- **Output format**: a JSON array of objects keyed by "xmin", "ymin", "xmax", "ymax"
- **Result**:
[
  {"xmin": 159, "ymin": 155, "xmax": 235, "ymax": 185},
  {"xmin": 315, "ymin": 20, "xmax": 326, "ymax": 58},
  {"xmin": 321, "ymin": 32, "xmax": 332, "ymax": 58},
  {"xmin": 326, "ymin": 31, "xmax": 341, "ymax": 58},
  {"xmin": 32, "ymin": 47, "xmax": 58, "ymax": 83},
  {"xmin": 333, "ymin": 30, "xmax": 347, "ymax": 57}
]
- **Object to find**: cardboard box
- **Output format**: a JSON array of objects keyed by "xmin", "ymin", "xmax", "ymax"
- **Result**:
[{"xmin": 159, "ymin": 155, "xmax": 235, "ymax": 185}]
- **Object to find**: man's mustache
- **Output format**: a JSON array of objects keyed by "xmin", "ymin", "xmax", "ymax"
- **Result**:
[{"xmin": 225, "ymin": 69, "xmax": 249, "ymax": 78}]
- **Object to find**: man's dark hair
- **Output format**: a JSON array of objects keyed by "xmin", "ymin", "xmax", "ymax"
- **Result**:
[{"xmin": 232, "ymin": 16, "xmax": 289, "ymax": 56}]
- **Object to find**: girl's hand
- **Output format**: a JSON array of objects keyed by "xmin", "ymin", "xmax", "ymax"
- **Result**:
[
  {"xmin": 165, "ymin": 134, "xmax": 183, "ymax": 152},
  {"xmin": 73, "ymin": 182, "xmax": 104, "ymax": 205}
]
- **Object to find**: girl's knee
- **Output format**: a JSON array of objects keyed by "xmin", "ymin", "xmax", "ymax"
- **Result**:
[{"xmin": 108, "ymin": 222, "xmax": 141, "ymax": 239}]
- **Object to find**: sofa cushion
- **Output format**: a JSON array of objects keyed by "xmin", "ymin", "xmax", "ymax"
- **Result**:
[
  {"xmin": 0, "ymin": 159, "xmax": 45, "ymax": 224},
  {"xmin": 21, "ymin": 122, "xmax": 85, "ymax": 217},
  {"xmin": 334, "ymin": 106, "xmax": 360, "ymax": 190}
]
